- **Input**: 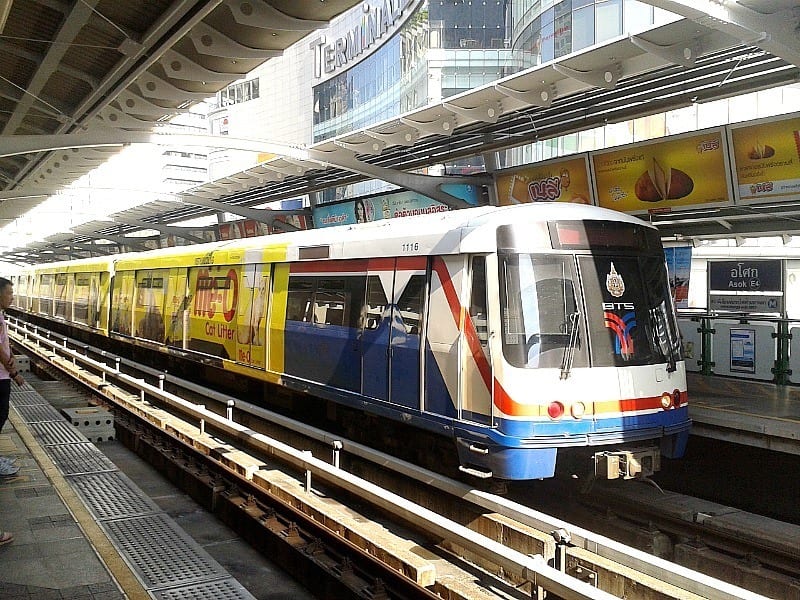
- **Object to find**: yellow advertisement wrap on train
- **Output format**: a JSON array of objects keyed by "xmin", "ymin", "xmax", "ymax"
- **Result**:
[
  {"xmin": 592, "ymin": 130, "xmax": 730, "ymax": 213},
  {"xmin": 186, "ymin": 264, "xmax": 268, "ymax": 369},
  {"xmin": 729, "ymin": 114, "xmax": 800, "ymax": 202},
  {"xmin": 495, "ymin": 155, "xmax": 592, "ymax": 205}
]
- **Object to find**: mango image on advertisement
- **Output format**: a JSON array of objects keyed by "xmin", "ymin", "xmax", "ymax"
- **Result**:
[
  {"xmin": 495, "ymin": 156, "xmax": 592, "ymax": 205},
  {"xmin": 730, "ymin": 114, "xmax": 800, "ymax": 202},
  {"xmin": 592, "ymin": 130, "xmax": 730, "ymax": 213}
]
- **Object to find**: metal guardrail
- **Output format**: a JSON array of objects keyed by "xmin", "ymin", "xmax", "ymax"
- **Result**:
[
  {"xmin": 678, "ymin": 311, "xmax": 799, "ymax": 385},
  {"xmin": 9, "ymin": 317, "xmax": 772, "ymax": 600}
]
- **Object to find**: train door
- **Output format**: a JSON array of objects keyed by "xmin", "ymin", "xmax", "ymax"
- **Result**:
[
  {"xmin": 234, "ymin": 264, "xmax": 269, "ymax": 369},
  {"xmin": 389, "ymin": 264, "xmax": 425, "ymax": 408},
  {"xmin": 360, "ymin": 261, "xmax": 392, "ymax": 401},
  {"xmin": 360, "ymin": 257, "xmax": 425, "ymax": 409},
  {"xmin": 164, "ymin": 268, "xmax": 189, "ymax": 348},
  {"xmin": 460, "ymin": 255, "xmax": 492, "ymax": 425}
]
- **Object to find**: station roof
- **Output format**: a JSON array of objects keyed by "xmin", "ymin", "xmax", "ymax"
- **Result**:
[{"xmin": 2, "ymin": 0, "xmax": 800, "ymax": 263}]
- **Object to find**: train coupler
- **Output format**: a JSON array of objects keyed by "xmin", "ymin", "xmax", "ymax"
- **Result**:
[{"xmin": 593, "ymin": 447, "xmax": 661, "ymax": 480}]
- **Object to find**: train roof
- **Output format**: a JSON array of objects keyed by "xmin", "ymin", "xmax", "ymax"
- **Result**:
[{"xmin": 23, "ymin": 204, "xmax": 651, "ymax": 273}]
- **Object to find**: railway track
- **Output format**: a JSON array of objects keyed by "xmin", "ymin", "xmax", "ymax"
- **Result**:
[{"xmin": 10, "ymin": 317, "xmax": 793, "ymax": 600}]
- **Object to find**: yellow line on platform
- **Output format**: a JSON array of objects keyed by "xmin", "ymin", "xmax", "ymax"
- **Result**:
[{"xmin": 9, "ymin": 411, "xmax": 150, "ymax": 600}]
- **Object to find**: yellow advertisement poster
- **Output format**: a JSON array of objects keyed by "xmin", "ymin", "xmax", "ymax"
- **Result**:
[
  {"xmin": 495, "ymin": 155, "xmax": 592, "ymax": 205},
  {"xmin": 729, "ymin": 114, "xmax": 800, "ymax": 202},
  {"xmin": 592, "ymin": 129, "xmax": 730, "ymax": 213}
]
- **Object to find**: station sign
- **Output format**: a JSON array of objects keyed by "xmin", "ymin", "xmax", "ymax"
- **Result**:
[
  {"xmin": 708, "ymin": 259, "xmax": 784, "ymax": 315},
  {"xmin": 708, "ymin": 260, "xmax": 782, "ymax": 292}
]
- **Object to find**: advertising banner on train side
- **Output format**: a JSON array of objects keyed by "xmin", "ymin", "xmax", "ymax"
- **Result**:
[
  {"xmin": 590, "ymin": 128, "xmax": 732, "ymax": 214},
  {"xmin": 728, "ymin": 112, "xmax": 800, "ymax": 204},
  {"xmin": 494, "ymin": 155, "xmax": 593, "ymax": 205}
]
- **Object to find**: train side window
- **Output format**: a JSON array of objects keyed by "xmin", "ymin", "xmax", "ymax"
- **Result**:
[
  {"xmin": 287, "ymin": 277, "xmax": 314, "ymax": 322},
  {"xmin": 54, "ymin": 273, "xmax": 69, "ymax": 318},
  {"xmin": 364, "ymin": 276, "xmax": 387, "ymax": 330},
  {"xmin": 469, "ymin": 256, "xmax": 489, "ymax": 345},
  {"xmin": 314, "ymin": 278, "xmax": 347, "ymax": 326},
  {"xmin": 397, "ymin": 274, "xmax": 425, "ymax": 336}
]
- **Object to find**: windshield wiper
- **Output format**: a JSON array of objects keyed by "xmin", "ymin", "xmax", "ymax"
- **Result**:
[
  {"xmin": 560, "ymin": 311, "xmax": 581, "ymax": 380},
  {"xmin": 649, "ymin": 303, "xmax": 677, "ymax": 372}
]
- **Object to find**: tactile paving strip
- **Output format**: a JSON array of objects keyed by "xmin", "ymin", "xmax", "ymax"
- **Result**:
[
  {"xmin": 46, "ymin": 442, "xmax": 118, "ymax": 475},
  {"xmin": 29, "ymin": 420, "xmax": 88, "ymax": 445},
  {"xmin": 12, "ymin": 403, "xmax": 63, "ymax": 423},
  {"xmin": 69, "ymin": 471, "xmax": 161, "ymax": 520},
  {"xmin": 104, "ymin": 513, "xmax": 230, "ymax": 588},
  {"xmin": 153, "ymin": 578, "xmax": 257, "ymax": 599}
]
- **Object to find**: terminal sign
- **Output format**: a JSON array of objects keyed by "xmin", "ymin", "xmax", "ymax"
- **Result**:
[
  {"xmin": 310, "ymin": 0, "xmax": 414, "ymax": 79},
  {"xmin": 708, "ymin": 260, "xmax": 782, "ymax": 292}
]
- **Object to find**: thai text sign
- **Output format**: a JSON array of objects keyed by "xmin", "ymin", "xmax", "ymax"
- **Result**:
[
  {"xmin": 495, "ymin": 155, "xmax": 592, "ymax": 205},
  {"xmin": 592, "ymin": 129, "xmax": 730, "ymax": 212},
  {"xmin": 708, "ymin": 260, "xmax": 782, "ymax": 292}
]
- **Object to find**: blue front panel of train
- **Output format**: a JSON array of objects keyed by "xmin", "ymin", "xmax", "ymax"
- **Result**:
[{"xmin": 284, "ymin": 321, "xmax": 360, "ymax": 392}]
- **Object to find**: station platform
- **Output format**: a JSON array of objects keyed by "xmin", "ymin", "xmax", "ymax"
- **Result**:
[
  {"xmin": 0, "ymin": 378, "xmax": 313, "ymax": 600},
  {"xmin": 686, "ymin": 372, "xmax": 800, "ymax": 455}
]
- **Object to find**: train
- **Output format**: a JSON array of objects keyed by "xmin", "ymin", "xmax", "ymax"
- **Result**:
[{"xmin": 9, "ymin": 202, "xmax": 691, "ymax": 480}]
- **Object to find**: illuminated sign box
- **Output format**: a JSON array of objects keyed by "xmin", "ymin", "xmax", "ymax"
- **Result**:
[
  {"xmin": 494, "ymin": 154, "xmax": 593, "ymax": 205},
  {"xmin": 728, "ymin": 111, "xmax": 800, "ymax": 204},
  {"xmin": 590, "ymin": 128, "xmax": 733, "ymax": 214}
]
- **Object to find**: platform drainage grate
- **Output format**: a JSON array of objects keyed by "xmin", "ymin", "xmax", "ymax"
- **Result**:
[
  {"xmin": 104, "ymin": 513, "xmax": 230, "ymax": 588},
  {"xmin": 12, "ymin": 403, "xmax": 62, "ymax": 423},
  {"xmin": 69, "ymin": 471, "xmax": 161, "ymax": 520},
  {"xmin": 153, "ymin": 578, "xmax": 257, "ymax": 600},
  {"xmin": 29, "ymin": 420, "xmax": 88, "ymax": 445},
  {"xmin": 46, "ymin": 442, "xmax": 118, "ymax": 475}
]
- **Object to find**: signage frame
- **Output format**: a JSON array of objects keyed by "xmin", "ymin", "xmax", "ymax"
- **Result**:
[
  {"xmin": 589, "ymin": 126, "xmax": 734, "ymax": 215},
  {"xmin": 727, "ymin": 110, "xmax": 800, "ymax": 206}
]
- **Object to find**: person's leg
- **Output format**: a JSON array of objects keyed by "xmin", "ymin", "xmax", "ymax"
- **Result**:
[
  {"xmin": 0, "ymin": 379, "xmax": 18, "ymax": 475},
  {"xmin": 0, "ymin": 378, "xmax": 9, "ymax": 434}
]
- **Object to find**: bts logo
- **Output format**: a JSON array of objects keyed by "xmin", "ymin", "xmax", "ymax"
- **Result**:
[{"xmin": 604, "ymin": 310, "xmax": 636, "ymax": 358}]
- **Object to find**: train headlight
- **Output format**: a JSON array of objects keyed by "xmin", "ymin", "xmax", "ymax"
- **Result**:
[
  {"xmin": 570, "ymin": 402, "xmax": 585, "ymax": 419},
  {"xmin": 547, "ymin": 401, "xmax": 564, "ymax": 419},
  {"xmin": 673, "ymin": 389, "xmax": 682, "ymax": 408},
  {"xmin": 660, "ymin": 392, "xmax": 673, "ymax": 409}
]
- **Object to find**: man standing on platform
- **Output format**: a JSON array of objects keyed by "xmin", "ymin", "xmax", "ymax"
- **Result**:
[{"xmin": 0, "ymin": 277, "xmax": 24, "ymax": 478}]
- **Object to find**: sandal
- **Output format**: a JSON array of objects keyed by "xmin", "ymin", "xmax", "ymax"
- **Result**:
[{"xmin": 0, "ymin": 532, "xmax": 13, "ymax": 546}]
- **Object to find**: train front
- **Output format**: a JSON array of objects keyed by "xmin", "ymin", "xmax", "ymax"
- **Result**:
[{"xmin": 471, "ymin": 214, "xmax": 691, "ymax": 480}]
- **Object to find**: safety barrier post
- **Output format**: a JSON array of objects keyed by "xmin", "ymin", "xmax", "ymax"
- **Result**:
[
  {"xmin": 772, "ymin": 320, "xmax": 791, "ymax": 385},
  {"xmin": 698, "ymin": 316, "xmax": 715, "ymax": 376}
]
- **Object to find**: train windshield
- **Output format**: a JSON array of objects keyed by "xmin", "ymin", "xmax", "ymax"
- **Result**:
[
  {"xmin": 498, "ymin": 254, "xmax": 589, "ymax": 369},
  {"xmin": 499, "ymin": 253, "xmax": 682, "ymax": 370},
  {"xmin": 579, "ymin": 255, "xmax": 682, "ymax": 369}
]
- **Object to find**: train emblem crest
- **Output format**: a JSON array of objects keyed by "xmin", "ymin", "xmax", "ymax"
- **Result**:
[{"xmin": 606, "ymin": 262, "xmax": 625, "ymax": 297}]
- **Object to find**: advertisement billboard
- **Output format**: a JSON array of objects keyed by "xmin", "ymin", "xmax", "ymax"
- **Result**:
[
  {"xmin": 494, "ymin": 155, "xmax": 593, "ymax": 205},
  {"xmin": 591, "ymin": 128, "xmax": 731, "ymax": 213},
  {"xmin": 313, "ymin": 187, "xmax": 481, "ymax": 228},
  {"xmin": 728, "ymin": 112, "xmax": 800, "ymax": 204}
]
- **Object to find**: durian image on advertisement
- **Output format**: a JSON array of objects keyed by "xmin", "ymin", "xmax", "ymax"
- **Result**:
[{"xmin": 591, "ymin": 129, "xmax": 730, "ymax": 213}]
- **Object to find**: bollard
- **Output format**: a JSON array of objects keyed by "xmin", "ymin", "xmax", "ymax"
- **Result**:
[
  {"xmin": 551, "ymin": 528, "xmax": 571, "ymax": 572},
  {"xmin": 115, "ymin": 357, "xmax": 120, "ymax": 373},
  {"xmin": 226, "ymin": 399, "xmax": 234, "ymax": 421},
  {"xmin": 303, "ymin": 450, "xmax": 313, "ymax": 492},
  {"xmin": 332, "ymin": 440, "xmax": 343, "ymax": 469},
  {"xmin": 140, "ymin": 389, "xmax": 145, "ymax": 403}
]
